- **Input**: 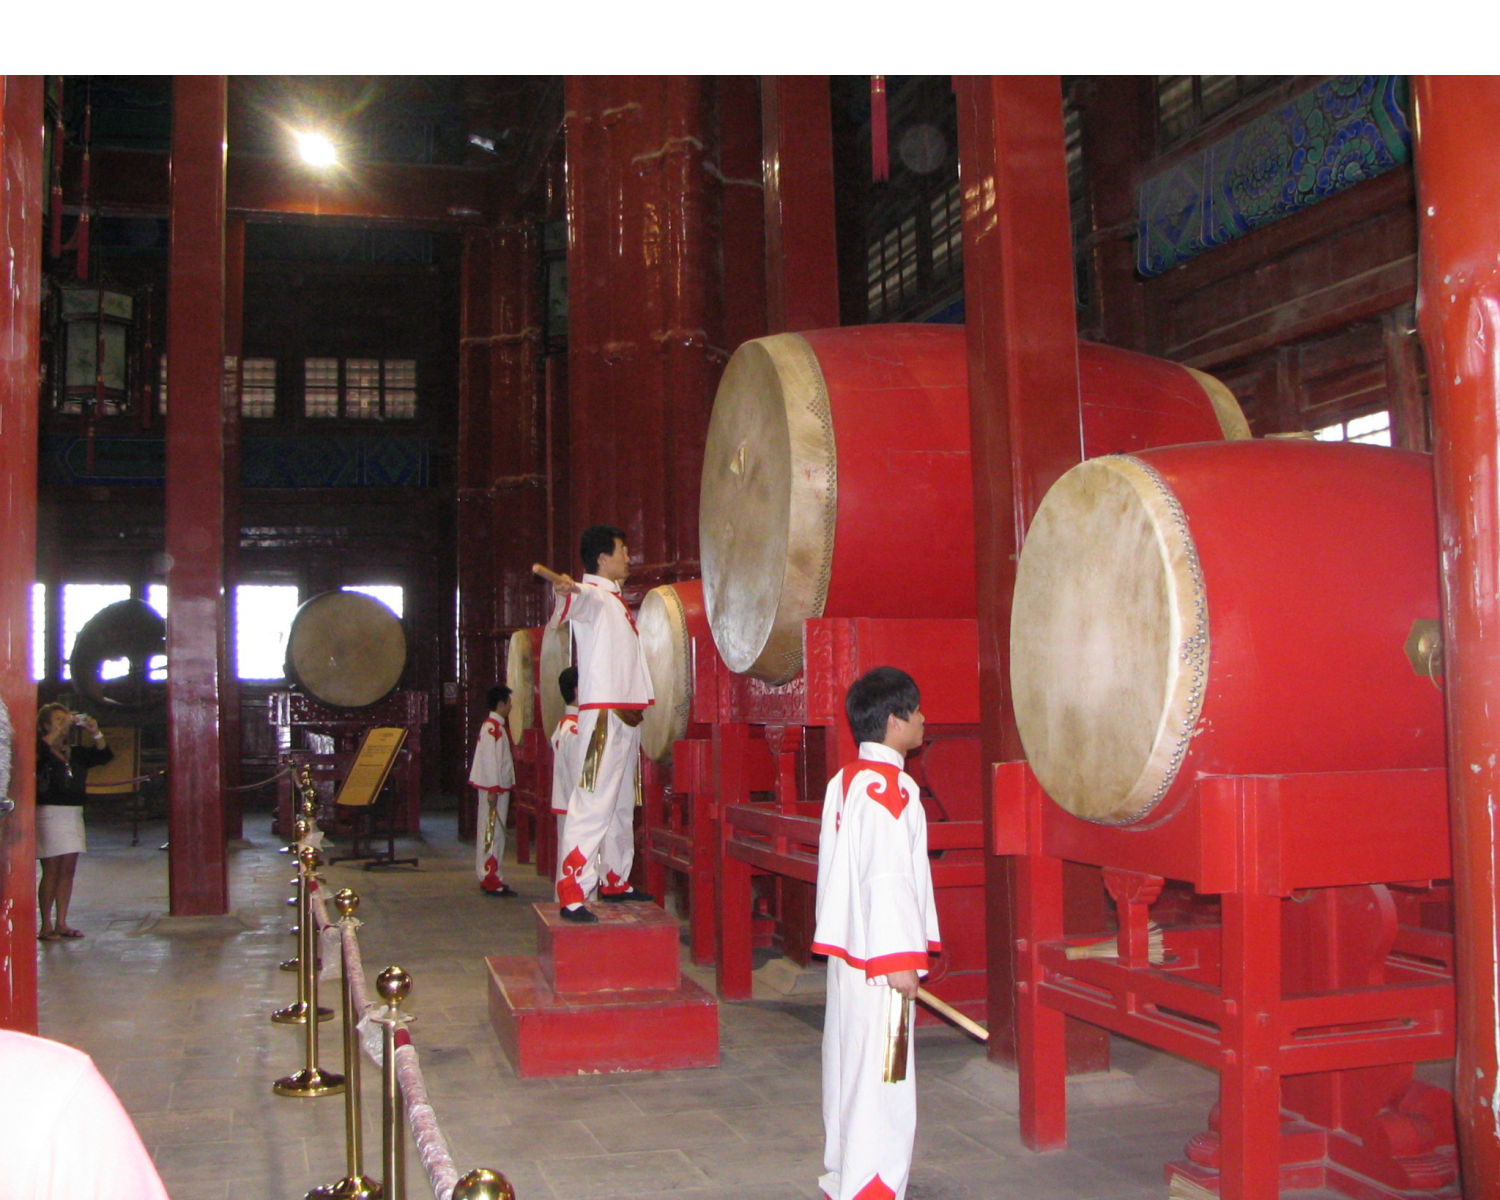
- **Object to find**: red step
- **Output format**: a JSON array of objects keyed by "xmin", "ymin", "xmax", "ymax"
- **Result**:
[
  {"xmin": 486, "ymin": 901, "xmax": 720, "ymax": 1078},
  {"xmin": 537, "ymin": 901, "xmax": 682, "ymax": 994},
  {"xmin": 487, "ymin": 955, "xmax": 719, "ymax": 1077}
]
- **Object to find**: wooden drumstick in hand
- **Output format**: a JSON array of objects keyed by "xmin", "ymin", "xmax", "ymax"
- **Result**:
[
  {"xmin": 531, "ymin": 563, "xmax": 579, "ymax": 593},
  {"xmin": 916, "ymin": 986, "xmax": 989, "ymax": 1042}
]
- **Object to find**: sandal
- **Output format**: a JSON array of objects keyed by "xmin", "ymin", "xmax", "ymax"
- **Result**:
[{"xmin": 38, "ymin": 930, "xmax": 61, "ymax": 941}]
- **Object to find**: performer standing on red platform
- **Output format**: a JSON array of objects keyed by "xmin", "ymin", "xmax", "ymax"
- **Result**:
[
  {"xmin": 812, "ymin": 667, "xmax": 941, "ymax": 1200},
  {"xmin": 469, "ymin": 684, "xmax": 517, "ymax": 897},
  {"xmin": 545, "ymin": 525, "xmax": 655, "ymax": 923},
  {"xmin": 549, "ymin": 666, "xmax": 582, "ymax": 881}
]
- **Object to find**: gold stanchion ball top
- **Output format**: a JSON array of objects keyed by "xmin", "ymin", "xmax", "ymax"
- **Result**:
[
  {"xmin": 293, "ymin": 818, "xmax": 311, "ymax": 841},
  {"xmin": 452, "ymin": 1168, "xmax": 515, "ymax": 1200},
  {"xmin": 375, "ymin": 966, "xmax": 412, "ymax": 1007},
  {"xmin": 333, "ymin": 888, "xmax": 359, "ymax": 918},
  {"xmin": 298, "ymin": 844, "xmax": 323, "ymax": 869}
]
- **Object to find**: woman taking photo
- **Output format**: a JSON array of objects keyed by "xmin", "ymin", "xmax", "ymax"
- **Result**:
[{"xmin": 36, "ymin": 703, "xmax": 111, "ymax": 940}]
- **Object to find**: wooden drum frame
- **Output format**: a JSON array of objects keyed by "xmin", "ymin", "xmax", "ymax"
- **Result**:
[{"xmin": 1010, "ymin": 439, "xmax": 1445, "ymax": 826}]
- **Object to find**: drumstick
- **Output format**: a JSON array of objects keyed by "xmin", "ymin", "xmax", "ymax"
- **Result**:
[
  {"xmin": 916, "ymin": 987, "xmax": 989, "ymax": 1042},
  {"xmin": 531, "ymin": 563, "xmax": 577, "ymax": 591}
]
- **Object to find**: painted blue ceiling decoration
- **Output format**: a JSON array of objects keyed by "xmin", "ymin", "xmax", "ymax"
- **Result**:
[{"xmin": 1137, "ymin": 76, "xmax": 1411, "ymax": 277}]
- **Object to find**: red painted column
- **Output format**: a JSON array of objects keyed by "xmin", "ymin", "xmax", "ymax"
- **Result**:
[
  {"xmin": 0, "ymin": 75, "xmax": 44, "ymax": 1030},
  {"xmin": 563, "ymin": 77, "xmax": 725, "ymax": 585},
  {"xmin": 760, "ymin": 77, "xmax": 840, "ymax": 334},
  {"xmin": 220, "ymin": 214, "xmax": 244, "ymax": 839},
  {"xmin": 1413, "ymin": 75, "xmax": 1500, "ymax": 1199},
  {"xmin": 718, "ymin": 76, "xmax": 766, "ymax": 355},
  {"xmin": 954, "ymin": 76, "xmax": 1101, "ymax": 1093},
  {"xmin": 165, "ymin": 76, "xmax": 228, "ymax": 914}
]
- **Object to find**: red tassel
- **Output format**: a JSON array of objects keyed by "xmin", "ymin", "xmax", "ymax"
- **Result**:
[{"xmin": 871, "ymin": 75, "xmax": 889, "ymax": 183}]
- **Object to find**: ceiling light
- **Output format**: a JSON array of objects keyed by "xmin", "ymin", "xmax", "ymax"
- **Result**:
[{"xmin": 295, "ymin": 130, "xmax": 338, "ymax": 168}]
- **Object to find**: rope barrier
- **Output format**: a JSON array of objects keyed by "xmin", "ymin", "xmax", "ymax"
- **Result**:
[{"xmin": 287, "ymin": 789, "xmax": 511, "ymax": 1200}]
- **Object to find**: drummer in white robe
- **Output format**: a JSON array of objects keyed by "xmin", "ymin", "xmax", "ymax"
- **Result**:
[
  {"xmin": 812, "ymin": 666, "xmax": 940, "ymax": 1200},
  {"xmin": 469, "ymin": 684, "xmax": 517, "ymax": 897},
  {"xmin": 544, "ymin": 524, "xmax": 655, "ymax": 923},
  {"xmin": 549, "ymin": 666, "xmax": 582, "ymax": 882}
]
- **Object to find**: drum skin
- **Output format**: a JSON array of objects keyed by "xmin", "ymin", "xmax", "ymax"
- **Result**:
[
  {"xmin": 505, "ymin": 629, "xmax": 538, "ymax": 742},
  {"xmin": 537, "ymin": 624, "xmax": 572, "ymax": 739},
  {"xmin": 699, "ymin": 324, "xmax": 1246, "ymax": 684},
  {"xmin": 1010, "ymin": 439, "xmax": 1444, "ymax": 825},
  {"xmin": 639, "ymin": 580, "xmax": 709, "ymax": 763},
  {"xmin": 285, "ymin": 590, "xmax": 406, "ymax": 710}
]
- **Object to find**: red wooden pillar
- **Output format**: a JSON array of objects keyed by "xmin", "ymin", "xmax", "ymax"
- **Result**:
[
  {"xmin": 165, "ymin": 75, "xmax": 229, "ymax": 914},
  {"xmin": 220, "ymin": 213, "xmax": 244, "ymax": 839},
  {"xmin": 563, "ymin": 77, "xmax": 722, "ymax": 584},
  {"xmin": 1413, "ymin": 75, "xmax": 1500, "ymax": 1198},
  {"xmin": 718, "ymin": 76, "xmax": 766, "ymax": 355},
  {"xmin": 954, "ymin": 76, "xmax": 1106, "ymax": 1090},
  {"xmin": 760, "ymin": 76, "xmax": 840, "ymax": 334},
  {"xmin": 0, "ymin": 75, "xmax": 44, "ymax": 1030}
]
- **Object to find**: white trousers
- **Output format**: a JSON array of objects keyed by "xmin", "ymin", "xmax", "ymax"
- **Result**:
[
  {"xmin": 556, "ymin": 709, "xmax": 639, "ymax": 906},
  {"xmin": 820, "ymin": 956, "xmax": 916, "ymax": 1200},
  {"xmin": 474, "ymin": 788, "xmax": 510, "ymax": 890}
]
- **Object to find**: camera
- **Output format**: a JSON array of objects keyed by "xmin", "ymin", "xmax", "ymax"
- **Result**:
[{"xmin": 71, "ymin": 712, "xmax": 90, "ymax": 727}]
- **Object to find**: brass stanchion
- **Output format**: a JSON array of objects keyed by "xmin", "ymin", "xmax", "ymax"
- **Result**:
[
  {"xmin": 452, "ymin": 1168, "xmax": 516, "ymax": 1200},
  {"xmin": 307, "ymin": 888, "xmax": 381, "ymax": 1199},
  {"xmin": 282, "ymin": 814, "xmax": 313, "ymax": 973},
  {"xmin": 274, "ymin": 841, "xmax": 334, "ymax": 1025},
  {"xmin": 376, "ymin": 966, "xmax": 412, "ymax": 1200},
  {"xmin": 273, "ymin": 849, "xmax": 344, "ymax": 1098}
]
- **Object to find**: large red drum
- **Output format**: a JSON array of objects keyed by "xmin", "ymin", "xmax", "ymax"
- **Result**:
[
  {"xmin": 699, "ymin": 324, "xmax": 1248, "ymax": 683},
  {"xmin": 1010, "ymin": 439, "xmax": 1445, "ymax": 825},
  {"xmin": 638, "ymin": 580, "xmax": 710, "ymax": 763}
]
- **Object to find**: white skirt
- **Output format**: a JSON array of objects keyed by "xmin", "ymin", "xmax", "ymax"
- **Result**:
[{"xmin": 36, "ymin": 805, "xmax": 86, "ymax": 859}]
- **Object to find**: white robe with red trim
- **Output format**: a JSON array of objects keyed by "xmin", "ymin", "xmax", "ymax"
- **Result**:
[
  {"xmin": 549, "ymin": 704, "xmax": 581, "ymax": 878},
  {"xmin": 812, "ymin": 740, "xmax": 940, "ymax": 1200},
  {"xmin": 548, "ymin": 574, "xmax": 654, "ymax": 904},
  {"xmin": 469, "ymin": 711, "xmax": 514, "ymax": 892}
]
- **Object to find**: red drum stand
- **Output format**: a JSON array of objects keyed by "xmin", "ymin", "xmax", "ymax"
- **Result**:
[{"xmin": 997, "ymin": 763, "xmax": 1457, "ymax": 1200}]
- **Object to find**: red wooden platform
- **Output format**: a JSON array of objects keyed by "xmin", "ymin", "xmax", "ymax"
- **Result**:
[{"xmin": 487, "ymin": 901, "xmax": 719, "ymax": 1078}]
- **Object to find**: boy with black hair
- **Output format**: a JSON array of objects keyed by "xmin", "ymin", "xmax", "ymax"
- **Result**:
[
  {"xmin": 812, "ymin": 666, "xmax": 941, "ymax": 1200},
  {"xmin": 469, "ymin": 683, "xmax": 517, "ymax": 897},
  {"xmin": 549, "ymin": 666, "xmax": 581, "ymax": 881},
  {"xmin": 545, "ymin": 524, "xmax": 655, "ymax": 922}
]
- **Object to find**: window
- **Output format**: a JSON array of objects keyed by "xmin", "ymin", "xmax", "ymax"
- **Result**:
[
  {"xmin": 235, "ymin": 584, "xmax": 301, "ymax": 680},
  {"xmin": 345, "ymin": 584, "xmax": 404, "ymax": 618},
  {"xmin": 1155, "ymin": 76, "xmax": 1277, "ymax": 150},
  {"xmin": 1315, "ymin": 410, "xmax": 1392, "ymax": 446},
  {"xmin": 32, "ymin": 583, "xmax": 46, "ymax": 682},
  {"xmin": 928, "ymin": 182, "xmax": 962, "ymax": 282},
  {"xmin": 61, "ymin": 584, "xmax": 131, "ymax": 681},
  {"xmin": 241, "ymin": 357, "xmax": 277, "ymax": 419},
  {"xmin": 145, "ymin": 585, "xmax": 168, "ymax": 682},
  {"xmin": 866, "ymin": 214, "xmax": 919, "ymax": 321},
  {"xmin": 303, "ymin": 357, "xmax": 418, "ymax": 420}
]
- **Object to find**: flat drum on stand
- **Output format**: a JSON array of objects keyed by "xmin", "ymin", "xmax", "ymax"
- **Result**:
[
  {"xmin": 699, "ymin": 324, "xmax": 1248, "ymax": 684},
  {"xmin": 537, "ymin": 624, "xmax": 571, "ymax": 739},
  {"xmin": 1009, "ymin": 439, "xmax": 1445, "ymax": 826},
  {"xmin": 284, "ymin": 590, "xmax": 406, "ymax": 709},
  {"xmin": 638, "ymin": 580, "xmax": 709, "ymax": 764},
  {"xmin": 505, "ymin": 629, "xmax": 538, "ymax": 742}
]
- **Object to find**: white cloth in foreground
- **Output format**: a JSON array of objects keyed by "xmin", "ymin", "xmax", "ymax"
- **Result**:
[
  {"xmin": 0, "ymin": 1029, "xmax": 170, "ymax": 1200},
  {"xmin": 812, "ymin": 741, "xmax": 941, "ymax": 1200},
  {"xmin": 549, "ymin": 704, "xmax": 581, "ymax": 879}
]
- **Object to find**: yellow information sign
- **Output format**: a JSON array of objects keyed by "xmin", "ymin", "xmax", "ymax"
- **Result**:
[{"xmin": 334, "ymin": 727, "xmax": 407, "ymax": 809}]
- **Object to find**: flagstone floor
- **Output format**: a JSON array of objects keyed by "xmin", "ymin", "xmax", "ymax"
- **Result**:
[{"xmin": 34, "ymin": 805, "xmax": 1406, "ymax": 1199}]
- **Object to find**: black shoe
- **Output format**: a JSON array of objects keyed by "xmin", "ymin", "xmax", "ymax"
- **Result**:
[
  {"xmin": 559, "ymin": 905, "xmax": 598, "ymax": 924},
  {"xmin": 599, "ymin": 889, "xmax": 654, "ymax": 903},
  {"xmin": 494, "ymin": 885, "xmax": 519, "ymax": 897}
]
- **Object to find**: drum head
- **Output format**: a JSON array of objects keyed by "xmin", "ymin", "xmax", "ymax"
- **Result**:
[
  {"xmin": 538, "ymin": 625, "xmax": 572, "ymax": 739},
  {"xmin": 505, "ymin": 630, "xmax": 536, "ymax": 741},
  {"xmin": 639, "ymin": 584, "xmax": 694, "ymax": 763},
  {"xmin": 700, "ymin": 333, "xmax": 836, "ymax": 683},
  {"xmin": 1010, "ymin": 455, "xmax": 1208, "ymax": 824},
  {"xmin": 286, "ymin": 591, "xmax": 406, "ymax": 709}
]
